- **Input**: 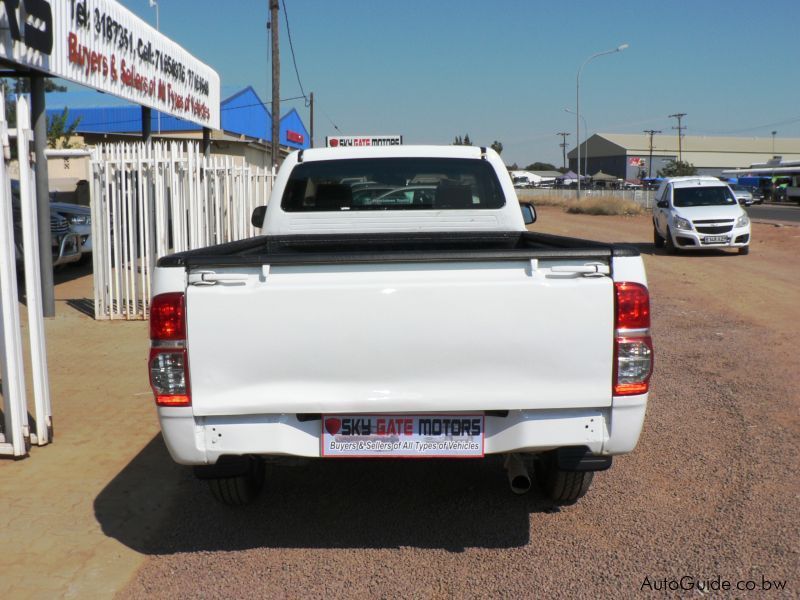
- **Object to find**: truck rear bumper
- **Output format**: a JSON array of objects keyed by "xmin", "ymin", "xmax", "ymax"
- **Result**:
[{"xmin": 159, "ymin": 396, "xmax": 646, "ymax": 464}]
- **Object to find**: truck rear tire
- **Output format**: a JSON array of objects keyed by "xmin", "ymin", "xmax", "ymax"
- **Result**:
[
  {"xmin": 536, "ymin": 454, "xmax": 594, "ymax": 504},
  {"xmin": 205, "ymin": 457, "xmax": 265, "ymax": 506}
]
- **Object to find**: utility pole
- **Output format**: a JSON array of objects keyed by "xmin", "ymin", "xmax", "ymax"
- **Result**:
[
  {"xmin": 771, "ymin": 130, "xmax": 777, "ymax": 155},
  {"xmin": 643, "ymin": 129, "xmax": 661, "ymax": 179},
  {"xmin": 270, "ymin": 0, "xmax": 280, "ymax": 169},
  {"xmin": 668, "ymin": 113, "xmax": 686, "ymax": 162},
  {"xmin": 309, "ymin": 91, "xmax": 314, "ymax": 148},
  {"xmin": 30, "ymin": 74, "xmax": 54, "ymax": 317},
  {"xmin": 557, "ymin": 132, "xmax": 570, "ymax": 170}
]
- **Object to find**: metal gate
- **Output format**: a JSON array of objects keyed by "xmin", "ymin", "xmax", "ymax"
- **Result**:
[
  {"xmin": 0, "ymin": 95, "xmax": 53, "ymax": 457},
  {"xmin": 90, "ymin": 142, "xmax": 273, "ymax": 320}
]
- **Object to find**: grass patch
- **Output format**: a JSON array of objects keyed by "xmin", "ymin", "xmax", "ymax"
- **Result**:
[
  {"xmin": 565, "ymin": 196, "xmax": 646, "ymax": 216},
  {"xmin": 518, "ymin": 193, "xmax": 646, "ymax": 216}
]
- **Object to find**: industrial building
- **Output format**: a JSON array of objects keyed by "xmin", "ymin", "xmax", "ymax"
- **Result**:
[
  {"xmin": 568, "ymin": 133, "xmax": 800, "ymax": 181},
  {"xmin": 39, "ymin": 86, "xmax": 310, "ymax": 200}
]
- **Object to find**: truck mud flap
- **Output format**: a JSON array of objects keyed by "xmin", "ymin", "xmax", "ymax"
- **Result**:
[{"xmin": 555, "ymin": 446, "xmax": 612, "ymax": 472}]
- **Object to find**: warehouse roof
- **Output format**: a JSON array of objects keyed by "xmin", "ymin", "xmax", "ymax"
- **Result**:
[
  {"xmin": 46, "ymin": 86, "xmax": 310, "ymax": 150},
  {"xmin": 569, "ymin": 133, "xmax": 800, "ymax": 158}
]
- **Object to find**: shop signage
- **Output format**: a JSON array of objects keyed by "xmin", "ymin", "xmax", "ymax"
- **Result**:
[
  {"xmin": 327, "ymin": 135, "xmax": 403, "ymax": 148},
  {"xmin": 0, "ymin": 0, "xmax": 220, "ymax": 128}
]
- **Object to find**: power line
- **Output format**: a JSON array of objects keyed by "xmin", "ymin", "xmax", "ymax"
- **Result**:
[
  {"xmin": 693, "ymin": 115, "xmax": 800, "ymax": 135},
  {"xmin": 281, "ymin": 0, "xmax": 308, "ymax": 105},
  {"xmin": 315, "ymin": 98, "xmax": 342, "ymax": 134}
]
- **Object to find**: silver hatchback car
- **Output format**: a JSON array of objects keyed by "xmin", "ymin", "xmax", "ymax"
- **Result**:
[{"xmin": 729, "ymin": 183, "xmax": 754, "ymax": 206}]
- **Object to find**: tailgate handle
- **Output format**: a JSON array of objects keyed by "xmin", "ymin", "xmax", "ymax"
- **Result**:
[
  {"xmin": 548, "ymin": 263, "xmax": 610, "ymax": 277},
  {"xmin": 188, "ymin": 271, "xmax": 250, "ymax": 286}
]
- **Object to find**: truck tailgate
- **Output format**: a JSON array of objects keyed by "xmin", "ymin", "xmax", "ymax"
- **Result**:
[{"xmin": 185, "ymin": 260, "xmax": 614, "ymax": 416}]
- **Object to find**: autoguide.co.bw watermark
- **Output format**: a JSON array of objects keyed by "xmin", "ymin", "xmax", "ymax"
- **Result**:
[{"xmin": 641, "ymin": 574, "xmax": 788, "ymax": 593}]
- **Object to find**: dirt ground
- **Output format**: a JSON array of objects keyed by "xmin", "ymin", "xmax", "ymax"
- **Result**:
[{"xmin": 1, "ymin": 207, "xmax": 798, "ymax": 598}]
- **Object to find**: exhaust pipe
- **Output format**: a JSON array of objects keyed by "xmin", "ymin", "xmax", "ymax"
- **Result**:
[{"xmin": 504, "ymin": 453, "xmax": 532, "ymax": 495}]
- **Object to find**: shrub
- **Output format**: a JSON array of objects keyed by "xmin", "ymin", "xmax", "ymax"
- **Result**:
[
  {"xmin": 565, "ymin": 196, "xmax": 646, "ymax": 216},
  {"xmin": 518, "ymin": 194, "xmax": 646, "ymax": 216}
]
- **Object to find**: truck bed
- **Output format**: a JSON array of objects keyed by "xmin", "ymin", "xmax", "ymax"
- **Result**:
[
  {"xmin": 159, "ymin": 230, "xmax": 634, "ymax": 418},
  {"xmin": 157, "ymin": 231, "xmax": 639, "ymax": 268}
]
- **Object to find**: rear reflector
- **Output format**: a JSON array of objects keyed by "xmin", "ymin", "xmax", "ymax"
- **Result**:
[
  {"xmin": 150, "ymin": 292, "xmax": 186, "ymax": 341},
  {"xmin": 149, "ymin": 348, "xmax": 191, "ymax": 407},
  {"xmin": 613, "ymin": 336, "xmax": 653, "ymax": 395}
]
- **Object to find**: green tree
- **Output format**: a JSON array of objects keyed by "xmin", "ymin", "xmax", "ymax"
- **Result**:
[
  {"xmin": 2, "ymin": 77, "xmax": 67, "ymax": 126},
  {"xmin": 525, "ymin": 162, "xmax": 558, "ymax": 171},
  {"xmin": 453, "ymin": 135, "xmax": 463, "ymax": 145},
  {"xmin": 462, "ymin": 133, "xmax": 472, "ymax": 146},
  {"xmin": 46, "ymin": 107, "xmax": 81, "ymax": 149},
  {"xmin": 658, "ymin": 160, "xmax": 697, "ymax": 177},
  {"xmin": 490, "ymin": 140, "xmax": 503, "ymax": 155}
]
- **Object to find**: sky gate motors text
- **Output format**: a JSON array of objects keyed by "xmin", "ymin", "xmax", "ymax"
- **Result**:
[{"xmin": 330, "ymin": 417, "xmax": 482, "ymax": 437}]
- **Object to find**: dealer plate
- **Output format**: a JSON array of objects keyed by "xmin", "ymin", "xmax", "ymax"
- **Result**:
[
  {"xmin": 321, "ymin": 414, "xmax": 485, "ymax": 458},
  {"xmin": 702, "ymin": 235, "xmax": 728, "ymax": 244}
]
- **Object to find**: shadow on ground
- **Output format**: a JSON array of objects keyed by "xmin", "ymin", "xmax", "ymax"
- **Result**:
[
  {"xmin": 95, "ymin": 435, "xmax": 553, "ymax": 554},
  {"xmin": 65, "ymin": 298, "xmax": 95, "ymax": 318}
]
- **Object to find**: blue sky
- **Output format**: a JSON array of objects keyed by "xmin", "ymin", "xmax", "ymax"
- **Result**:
[{"xmin": 58, "ymin": 0, "xmax": 800, "ymax": 167}]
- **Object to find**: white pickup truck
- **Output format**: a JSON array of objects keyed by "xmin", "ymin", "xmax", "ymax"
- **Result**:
[{"xmin": 149, "ymin": 145, "xmax": 653, "ymax": 506}]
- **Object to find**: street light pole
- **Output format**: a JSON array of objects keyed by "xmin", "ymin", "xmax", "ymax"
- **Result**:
[
  {"xmin": 576, "ymin": 43, "xmax": 628, "ymax": 198},
  {"xmin": 564, "ymin": 108, "xmax": 587, "ymax": 178}
]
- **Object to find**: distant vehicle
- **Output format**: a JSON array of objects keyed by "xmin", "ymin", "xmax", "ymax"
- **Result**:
[
  {"xmin": 653, "ymin": 176, "xmax": 751, "ymax": 255},
  {"xmin": 50, "ymin": 202, "xmax": 92, "ymax": 256},
  {"xmin": 351, "ymin": 185, "xmax": 395, "ymax": 205},
  {"xmin": 747, "ymin": 186, "xmax": 765, "ymax": 204},
  {"xmin": 771, "ymin": 176, "xmax": 800, "ymax": 205},
  {"xmin": 729, "ymin": 184, "xmax": 754, "ymax": 206},
  {"xmin": 371, "ymin": 185, "xmax": 437, "ymax": 206},
  {"xmin": 11, "ymin": 180, "xmax": 88, "ymax": 267}
]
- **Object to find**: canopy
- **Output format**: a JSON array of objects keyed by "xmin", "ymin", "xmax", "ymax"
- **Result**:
[{"xmin": 591, "ymin": 170, "xmax": 618, "ymax": 182}]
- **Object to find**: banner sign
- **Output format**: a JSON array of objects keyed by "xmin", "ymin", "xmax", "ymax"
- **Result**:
[
  {"xmin": 0, "ymin": 0, "xmax": 220, "ymax": 129},
  {"xmin": 321, "ymin": 414, "xmax": 485, "ymax": 458},
  {"xmin": 286, "ymin": 130, "xmax": 304, "ymax": 144},
  {"xmin": 629, "ymin": 157, "xmax": 645, "ymax": 167},
  {"xmin": 327, "ymin": 135, "xmax": 403, "ymax": 148}
]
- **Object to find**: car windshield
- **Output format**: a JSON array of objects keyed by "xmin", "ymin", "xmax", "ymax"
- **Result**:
[
  {"xmin": 281, "ymin": 158, "xmax": 505, "ymax": 212},
  {"xmin": 673, "ymin": 186, "xmax": 736, "ymax": 207},
  {"xmin": 730, "ymin": 184, "xmax": 748, "ymax": 192}
]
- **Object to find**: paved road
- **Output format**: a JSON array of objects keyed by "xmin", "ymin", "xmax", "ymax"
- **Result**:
[{"xmin": 747, "ymin": 202, "xmax": 800, "ymax": 223}]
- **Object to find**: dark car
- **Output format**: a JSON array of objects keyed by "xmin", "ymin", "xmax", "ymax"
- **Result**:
[{"xmin": 11, "ymin": 180, "xmax": 83, "ymax": 267}]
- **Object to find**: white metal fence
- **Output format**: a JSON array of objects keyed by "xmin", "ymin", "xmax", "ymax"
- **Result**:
[
  {"xmin": 0, "ymin": 96, "xmax": 53, "ymax": 457},
  {"xmin": 517, "ymin": 188, "xmax": 657, "ymax": 209},
  {"xmin": 90, "ymin": 142, "xmax": 273, "ymax": 320}
]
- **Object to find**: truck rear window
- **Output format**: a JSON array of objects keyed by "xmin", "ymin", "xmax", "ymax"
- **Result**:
[{"xmin": 281, "ymin": 158, "xmax": 506, "ymax": 212}]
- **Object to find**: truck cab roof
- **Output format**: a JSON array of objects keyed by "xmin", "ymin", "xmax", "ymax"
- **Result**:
[{"xmin": 264, "ymin": 145, "xmax": 525, "ymax": 234}]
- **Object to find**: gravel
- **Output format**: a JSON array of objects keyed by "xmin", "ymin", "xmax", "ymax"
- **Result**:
[{"xmin": 117, "ymin": 211, "xmax": 799, "ymax": 598}]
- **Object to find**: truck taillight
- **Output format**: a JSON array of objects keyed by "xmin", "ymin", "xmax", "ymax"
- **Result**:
[
  {"xmin": 614, "ymin": 283, "xmax": 653, "ymax": 396},
  {"xmin": 150, "ymin": 292, "xmax": 186, "ymax": 341},
  {"xmin": 149, "ymin": 293, "xmax": 190, "ymax": 407},
  {"xmin": 149, "ymin": 348, "xmax": 191, "ymax": 406},
  {"xmin": 614, "ymin": 282, "xmax": 650, "ymax": 329}
]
